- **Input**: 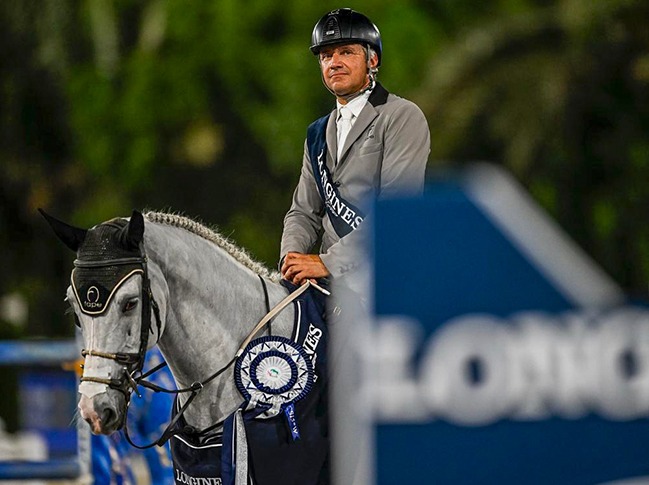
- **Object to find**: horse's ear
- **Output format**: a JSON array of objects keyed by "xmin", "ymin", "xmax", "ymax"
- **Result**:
[
  {"xmin": 38, "ymin": 208, "xmax": 87, "ymax": 252},
  {"xmin": 125, "ymin": 210, "xmax": 145, "ymax": 249}
]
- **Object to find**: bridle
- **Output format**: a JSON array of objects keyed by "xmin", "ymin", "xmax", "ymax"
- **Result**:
[
  {"xmin": 75, "ymin": 242, "xmax": 323, "ymax": 449},
  {"xmin": 76, "ymin": 242, "xmax": 236, "ymax": 448},
  {"xmin": 76, "ymin": 248, "xmax": 160, "ymax": 396},
  {"xmin": 75, "ymin": 241, "xmax": 232, "ymax": 449}
]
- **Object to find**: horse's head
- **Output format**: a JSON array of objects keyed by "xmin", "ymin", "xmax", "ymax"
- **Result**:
[{"xmin": 41, "ymin": 209, "xmax": 166, "ymax": 435}]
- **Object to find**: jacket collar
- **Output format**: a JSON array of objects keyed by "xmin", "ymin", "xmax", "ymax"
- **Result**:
[
  {"xmin": 368, "ymin": 82, "xmax": 389, "ymax": 107},
  {"xmin": 326, "ymin": 83, "xmax": 390, "ymax": 168}
]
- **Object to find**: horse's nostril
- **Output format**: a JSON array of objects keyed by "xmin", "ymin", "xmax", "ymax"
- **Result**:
[{"xmin": 101, "ymin": 407, "xmax": 117, "ymax": 427}]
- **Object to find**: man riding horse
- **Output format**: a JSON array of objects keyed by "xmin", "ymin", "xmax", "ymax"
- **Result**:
[
  {"xmin": 41, "ymin": 9, "xmax": 430, "ymax": 485},
  {"xmin": 280, "ymin": 8, "xmax": 430, "ymax": 286}
]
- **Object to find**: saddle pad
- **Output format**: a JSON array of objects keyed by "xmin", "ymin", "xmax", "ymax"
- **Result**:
[
  {"xmin": 171, "ymin": 281, "xmax": 330, "ymax": 485},
  {"xmin": 171, "ymin": 433, "xmax": 223, "ymax": 485}
]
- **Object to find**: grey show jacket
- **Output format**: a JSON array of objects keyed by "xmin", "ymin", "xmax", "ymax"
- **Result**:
[{"xmin": 280, "ymin": 83, "xmax": 431, "ymax": 279}]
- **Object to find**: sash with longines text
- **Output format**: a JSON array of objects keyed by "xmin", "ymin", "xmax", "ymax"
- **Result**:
[{"xmin": 307, "ymin": 114, "xmax": 365, "ymax": 238}]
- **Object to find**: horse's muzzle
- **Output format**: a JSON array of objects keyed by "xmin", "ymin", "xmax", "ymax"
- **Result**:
[{"xmin": 79, "ymin": 392, "xmax": 126, "ymax": 435}]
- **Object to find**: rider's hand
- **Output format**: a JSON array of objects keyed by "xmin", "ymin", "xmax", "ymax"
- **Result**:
[{"xmin": 281, "ymin": 252, "xmax": 330, "ymax": 285}]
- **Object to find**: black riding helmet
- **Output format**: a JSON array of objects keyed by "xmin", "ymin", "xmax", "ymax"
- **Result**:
[{"xmin": 310, "ymin": 8, "xmax": 382, "ymax": 66}]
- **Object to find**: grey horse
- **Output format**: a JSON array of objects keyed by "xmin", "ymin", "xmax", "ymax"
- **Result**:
[{"xmin": 41, "ymin": 209, "xmax": 329, "ymax": 484}]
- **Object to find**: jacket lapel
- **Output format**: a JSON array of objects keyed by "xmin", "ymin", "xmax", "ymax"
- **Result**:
[
  {"xmin": 337, "ymin": 83, "xmax": 390, "ymax": 165},
  {"xmin": 326, "ymin": 83, "xmax": 391, "ymax": 168},
  {"xmin": 326, "ymin": 110, "xmax": 337, "ymax": 170},
  {"xmin": 338, "ymin": 103, "xmax": 378, "ymax": 164}
]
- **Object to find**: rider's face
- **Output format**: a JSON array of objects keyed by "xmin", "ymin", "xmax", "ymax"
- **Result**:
[{"xmin": 318, "ymin": 43, "xmax": 377, "ymax": 103}]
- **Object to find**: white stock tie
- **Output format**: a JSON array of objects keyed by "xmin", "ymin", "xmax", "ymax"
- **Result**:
[{"xmin": 337, "ymin": 106, "xmax": 353, "ymax": 159}]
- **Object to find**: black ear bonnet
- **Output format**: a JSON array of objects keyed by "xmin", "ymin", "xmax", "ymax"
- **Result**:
[{"xmin": 72, "ymin": 218, "xmax": 144, "ymax": 316}]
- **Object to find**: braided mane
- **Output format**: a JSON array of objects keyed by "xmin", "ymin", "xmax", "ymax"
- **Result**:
[{"xmin": 144, "ymin": 211, "xmax": 280, "ymax": 281}]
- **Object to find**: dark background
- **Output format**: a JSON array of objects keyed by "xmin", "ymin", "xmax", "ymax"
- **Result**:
[{"xmin": 1, "ymin": 0, "xmax": 648, "ymax": 341}]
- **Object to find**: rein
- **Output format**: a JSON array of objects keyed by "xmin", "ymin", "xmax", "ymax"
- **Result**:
[
  {"xmin": 78, "ymin": 242, "xmax": 326, "ymax": 449},
  {"xmin": 125, "ymin": 276, "xmax": 319, "ymax": 449}
]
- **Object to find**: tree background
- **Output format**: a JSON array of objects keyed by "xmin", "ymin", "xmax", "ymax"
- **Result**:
[{"xmin": 0, "ymin": 0, "xmax": 648, "ymax": 340}]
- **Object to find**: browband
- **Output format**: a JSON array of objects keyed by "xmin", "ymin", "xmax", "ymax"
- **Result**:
[{"xmin": 74, "ymin": 257, "xmax": 145, "ymax": 268}]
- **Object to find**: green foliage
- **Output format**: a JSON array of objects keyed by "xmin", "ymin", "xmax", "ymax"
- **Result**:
[
  {"xmin": 417, "ymin": 0, "xmax": 649, "ymax": 292},
  {"xmin": 2, "ymin": 0, "xmax": 649, "ymax": 338}
]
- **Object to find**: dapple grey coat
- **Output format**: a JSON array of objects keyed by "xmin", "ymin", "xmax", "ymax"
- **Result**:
[{"xmin": 280, "ymin": 83, "xmax": 431, "ymax": 279}]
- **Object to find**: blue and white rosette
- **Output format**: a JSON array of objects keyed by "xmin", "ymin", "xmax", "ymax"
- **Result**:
[{"xmin": 235, "ymin": 336, "xmax": 314, "ymax": 440}]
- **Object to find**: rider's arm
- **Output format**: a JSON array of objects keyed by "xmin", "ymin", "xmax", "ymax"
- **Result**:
[{"xmin": 280, "ymin": 141, "xmax": 324, "ymax": 264}]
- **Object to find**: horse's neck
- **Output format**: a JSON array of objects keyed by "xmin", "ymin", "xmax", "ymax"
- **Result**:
[{"xmin": 144, "ymin": 222, "xmax": 294, "ymax": 429}]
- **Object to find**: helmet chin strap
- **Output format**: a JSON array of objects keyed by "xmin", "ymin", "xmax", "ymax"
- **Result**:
[
  {"xmin": 337, "ymin": 75, "xmax": 375, "ymax": 103},
  {"xmin": 321, "ymin": 45, "xmax": 378, "ymax": 103}
]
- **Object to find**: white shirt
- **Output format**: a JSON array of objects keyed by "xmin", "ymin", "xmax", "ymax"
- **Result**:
[{"xmin": 336, "ymin": 91, "xmax": 371, "ymax": 159}]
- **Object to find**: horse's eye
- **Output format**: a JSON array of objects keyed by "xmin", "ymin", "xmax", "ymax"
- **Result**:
[{"xmin": 123, "ymin": 298, "xmax": 138, "ymax": 313}]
